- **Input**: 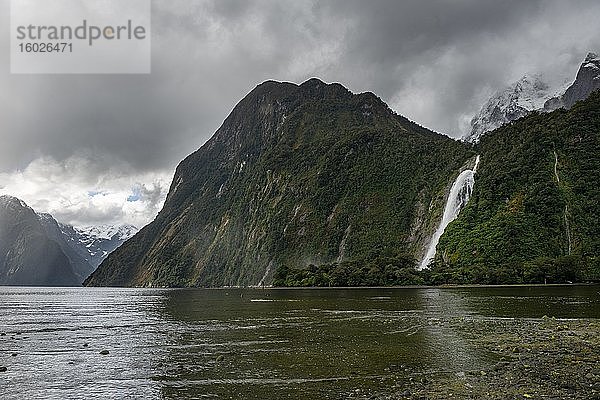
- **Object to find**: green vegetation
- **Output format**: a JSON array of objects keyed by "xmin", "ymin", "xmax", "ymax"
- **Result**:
[
  {"xmin": 275, "ymin": 91, "xmax": 600, "ymax": 287},
  {"xmin": 87, "ymin": 81, "xmax": 599, "ymax": 288},
  {"xmin": 273, "ymin": 253, "xmax": 426, "ymax": 287},
  {"xmin": 432, "ymin": 91, "xmax": 600, "ymax": 285},
  {"xmin": 86, "ymin": 79, "xmax": 471, "ymax": 287},
  {"xmin": 273, "ymin": 254, "xmax": 598, "ymax": 287}
]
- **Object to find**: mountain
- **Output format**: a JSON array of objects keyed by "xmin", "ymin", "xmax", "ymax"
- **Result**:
[
  {"xmin": 0, "ymin": 195, "xmax": 137, "ymax": 286},
  {"xmin": 0, "ymin": 196, "xmax": 80, "ymax": 286},
  {"xmin": 272, "ymin": 91, "xmax": 600, "ymax": 287},
  {"xmin": 85, "ymin": 77, "xmax": 599, "ymax": 288},
  {"xmin": 467, "ymin": 74, "xmax": 556, "ymax": 143},
  {"xmin": 544, "ymin": 52, "xmax": 600, "ymax": 111},
  {"xmin": 434, "ymin": 91, "xmax": 600, "ymax": 284},
  {"xmin": 465, "ymin": 52, "xmax": 600, "ymax": 142},
  {"xmin": 85, "ymin": 78, "xmax": 474, "ymax": 287}
]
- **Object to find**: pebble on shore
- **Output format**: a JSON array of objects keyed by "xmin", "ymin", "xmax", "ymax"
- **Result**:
[{"xmin": 99, "ymin": 350, "xmax": 110, "ymax": 355}]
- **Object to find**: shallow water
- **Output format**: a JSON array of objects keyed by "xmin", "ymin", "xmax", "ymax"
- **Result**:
[{"xmin": 0, "ymin": 285, "xmax": 598, "ymax": 399}]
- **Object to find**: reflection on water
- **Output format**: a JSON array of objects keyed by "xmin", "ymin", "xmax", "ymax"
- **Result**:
[
  {"xmin": 0, "ymin": 285, "xmax": 598, "ymax": 399},
  {"xmin": 419, "ymin": 289, "xmax": 487, "ymax": 374}
]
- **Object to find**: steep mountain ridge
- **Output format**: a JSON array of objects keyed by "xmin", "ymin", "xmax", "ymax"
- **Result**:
[
  {"xmin": 37, "ymin": 213, "xmax": 96, "ymax": 281},
  {"xmin": 86, "ymin": 78, "xmax": 474, "ymax": 287},
  {"xmin": 545, "ymin": 52, "xmax": 600, "ymax": 110}
]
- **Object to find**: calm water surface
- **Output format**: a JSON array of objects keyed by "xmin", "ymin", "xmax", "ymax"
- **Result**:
[{"xmin": 0, "ymin": 285, "xmax": 598, "ymax": 399}]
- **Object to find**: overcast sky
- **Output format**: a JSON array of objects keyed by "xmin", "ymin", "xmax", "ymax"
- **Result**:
[{"xmin": 1, "ymin": 0, "xmax": 600, "ymax": 228}]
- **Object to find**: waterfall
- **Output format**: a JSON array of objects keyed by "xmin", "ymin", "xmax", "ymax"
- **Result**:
[{"xmin": 419, "ymin": 156, "xmax": 480, "ymax": 270}]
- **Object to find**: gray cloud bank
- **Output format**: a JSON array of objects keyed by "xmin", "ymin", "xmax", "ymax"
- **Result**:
[{"xmin": 1, "ymin": 0, "xmax": 600, "ymax": 226}]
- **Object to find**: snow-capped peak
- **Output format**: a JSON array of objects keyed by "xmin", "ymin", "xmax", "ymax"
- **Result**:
[
  {"xmin": 56, "ymin": 223, "xmax": 139, "ymax": 268},
  {"xmin": 465, "ymin": 74, "xmax": 555, "ymax": 143},
  {"xmin": 465, "ymin": 52, "xmax": 600, "ymax": 143},
  {"xmin": 75, "ymin": 224, "xmax": 138, "ymax": 241},
  {"xmin": 1, "ymin": 195, "xmax": 139, "ymax": 279},
  {"xmin": 513, "ymin": 74, "xmax": 552, "ymax": 109},
  {"xmin": 0, "ymin": 195, "xmax": 31, "ymax": 210}
]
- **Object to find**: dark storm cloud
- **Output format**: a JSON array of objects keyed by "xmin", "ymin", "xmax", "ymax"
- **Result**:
[
  {"xmin": 1, "ymin": 0, "xmax": 600, "ymax": 225},
  {"xmin": 309, "ymin": 0, "xmax": 600, "ymax": 133}
]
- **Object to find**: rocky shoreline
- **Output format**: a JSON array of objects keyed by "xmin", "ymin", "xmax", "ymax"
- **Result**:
[{"xmin": 375, "ymin": 317, "xmax": 600, "ymax": 400}]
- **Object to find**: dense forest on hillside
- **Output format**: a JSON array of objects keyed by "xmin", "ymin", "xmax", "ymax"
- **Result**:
[
  {"xmin": 87, "ymin": 79, "xmax": 599, "ymax": 288},
  {"xmin": 433, "ymin": 91, "xmax": 600, "ymax": 285},
  {"xmin": 275, "ymin": 91, "xmax": 600, "ymax": 287},
  {"xmin": 86, "ymin": 79, "xmax": 472, "ymax": 287}
]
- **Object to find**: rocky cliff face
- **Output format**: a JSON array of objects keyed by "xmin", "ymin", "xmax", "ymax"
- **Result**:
[
  {"xmin": 0, "ymin": 196, "xmax": 80, "ymax": 286},
  {"xmin": 37, "ymin": 213, "xmax": 95, "ymax": 282},
  {"xmin": 85, "ymin": 78, "xmax": 473, "ymax": 287}
]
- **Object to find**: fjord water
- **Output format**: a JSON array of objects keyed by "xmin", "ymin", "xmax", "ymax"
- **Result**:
[{"xmin": 1, "ymin": 286, "xmax": 598, "ymax": 399}]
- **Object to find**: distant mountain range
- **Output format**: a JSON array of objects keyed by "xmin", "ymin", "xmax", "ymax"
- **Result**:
[
  {"xmin": 0, "ymin": 195, "xmax": 137, "ymax": 286},
  {"xmin": 466, "ymin": 52, "xmax": 600, "ymax": 142}
]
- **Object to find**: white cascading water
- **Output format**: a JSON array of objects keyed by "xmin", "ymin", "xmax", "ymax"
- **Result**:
[{"xmin": 419, "ymin": 155, "xmax": 480, "ymax": 270}]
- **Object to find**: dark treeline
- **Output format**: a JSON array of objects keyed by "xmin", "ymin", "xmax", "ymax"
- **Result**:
[{"xmin": 273, "ymin": 254, "xmax": 599, "ymax": 287}]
